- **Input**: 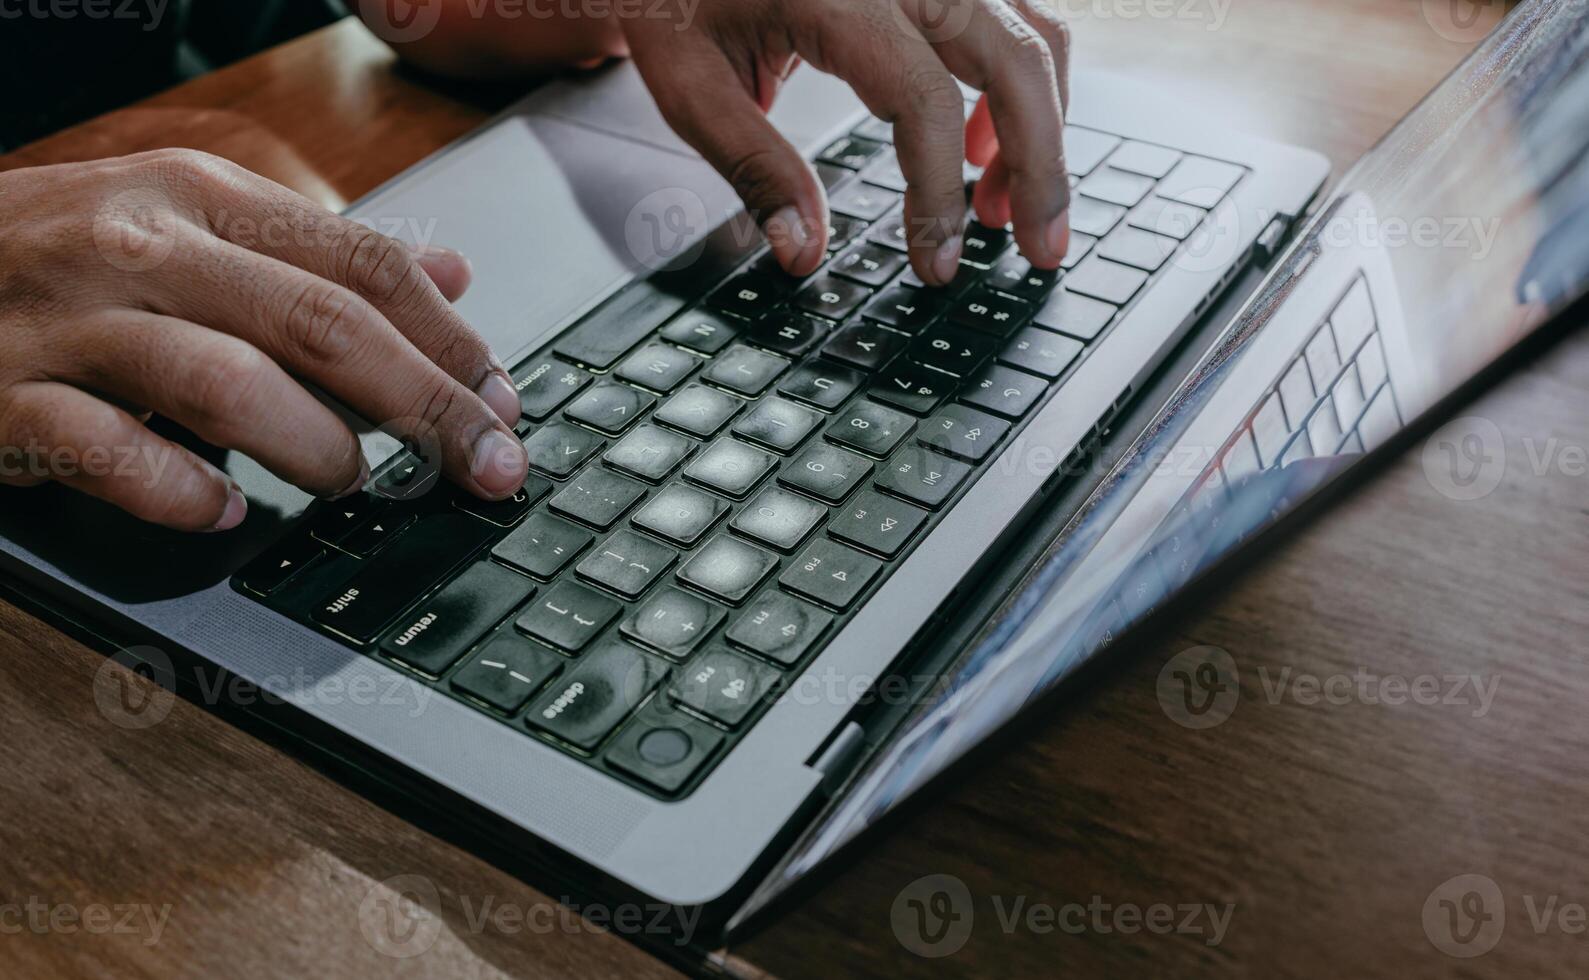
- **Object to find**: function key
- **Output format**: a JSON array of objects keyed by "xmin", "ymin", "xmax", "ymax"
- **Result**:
[
  {"xmin": 677, "ymin": 533, "xmax": 779, "ymax": 605},
  {"xmin": 630, "ymin": 483, "xmax": 728, "ymax": 547},
  {"xmin": 491, "ymin": 511, "xmax": 592, "ymax": 579},
  {"xmin": 615, "ymin": 342, "xmax": 702, "ymax": 393},
  {"xmin": 709, "ymin": 272, "xmax": 785, "ymax": 319},
  {"xmin": 564, "ymin": 381, "xmax": 655, "ymax": 436},
  {"xmin": 827, "ymin": 489, "xmax": 929, "ymax": 558},
  {"xmin": 819, "ymin": 134, "xmax": 887, "ymax": 170},
  {"xmin": 869, "ymin": 362, "xmax": 951, "ymax": 415},
  {"xmin": 793, "ymin": 274, "xmax": 872, "ymax": 321},
  {"xmin": 960, "ymin": 221, "xmax": 1011, "ymax": 267},
  {"xmin": 780, "ymin": 442, "xmax": 873, "ymax": 504},
  {"xmin": 861, "ymin": 285, "xmax": 948, "ymax": 334},
  {"xmin": 660, "ymin": 309, "xmax": 741, "ymax": 355},
  {"xmin": 523, "ymin": 421, "xmax": 604, "ymax": 478},
  {"xmin": 621, "ymin": 585, "xmax": 726, "ymax": 659},
  {"xmin": 653, "ymin": 383, "xmax": 743, "ymax": 438},
  {"xmin": 910, "ymin": 323, "xmax": 995, "ymax": 377},
  {"xmin": 526, "ymin": 638, "xmax": 668, "ymax": 750},
  {"xmin": 830, "ymin": 242, "xmax": 909, "ymax": 287},
  {"xmin": 606, "ymin": 707, "xmax": 726, "ymax": 794},
  {"xmin": 779, "ymin": 539, "xmax": 882, "ymax": 610},
  {"xmin": 876, "ymin": 447, "xmax": 972, "ymax": 509},
  {"xmin": 602, "ymin": 423, "xmax": 694, "ymax": 483},
  {"xmin": 513, "ymin": 358, "xmax": 592, "ymax": 421},
  {"xmin": 730, "ymin": 486, "xmax": 827, "ymax": 551},
  {"xmin": 575, "ymin": 529, "xmax": 677, "ymax": 599},
  {"xmin": 1034, "ymin": 289, "xmax": 1117, "ymax": 341},
  {"xmin": 999, "ymin": 327, "xmax": 1085, "ymax": 380},
  {"xmin": 732, "ymin": 397, "xmax": 823, "ymax": 454},
  {"xmin": 702, "ymin": 344, "xmax": 790, "ymax": 397},
  {"xmin": 548, "ymin": 468, "xmax": 647, "ymax": 530},
  {"xmin": 778, "ymin": 360, "xmax": 863, "ymax": 412},
  {"xmin": 682, "ymin": 437, "xmax": 776, "ymax": 499},
  {"xmin": 821, "ymin": 321, "xmax": 909, "ymax": 372},
  {"xmin": 826, "ymin": 400, "xmax": 915, "ymax": 458},
  {"xmin": 451, "ymin": 633, "xmax": 563, "ymax": 714},
  {"xmin": 668, "ymin": 646, "xmax": 781, "ymax": 728},
  {"xmin": 947, "ymin": 288, "xmax": 1032, "ymax": 338},
  {"xmin": 726, "ymin": 589, "xmax": 833, "ymax": 666},
  {"xmin": 919, "ymin": 405, "xmax": 1010, "ymax": 462},
  {"xmin": 960, "ymin": 363, "xmax": 1048, "ymax": 419},
  {"xmin": 515, "ymin": 579, "xmax": 622, "ymax": 653},
  {"xmin": 829, "ymin": 181, "xmax": 900, "ymax": 221},
  {"xmin": 745, "ymin": 312, "xmax": 830, "ymax": 357}
]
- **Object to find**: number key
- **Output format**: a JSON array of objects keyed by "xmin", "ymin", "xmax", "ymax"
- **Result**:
[{"xmin": 825, "ymin": 401, "xmax": 914, "ymax": 458}]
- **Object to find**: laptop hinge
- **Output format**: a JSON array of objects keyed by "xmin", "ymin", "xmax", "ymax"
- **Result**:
[{"xmin": 806, "ymin": 720, "xmax": 867, "ymax": 797}]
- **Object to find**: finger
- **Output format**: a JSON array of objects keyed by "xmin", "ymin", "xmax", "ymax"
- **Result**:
[
  {"xmin": 411, "ymin": 243, "xmax": 472, "ymax": 304},
  {"xmin": 54, "ymin": 311, "xmax": 368, "ymax": 499},
  {"xmin": 971, "ymin": 153, "xmax": 1013, "ymax": 229},
  {"xmin": 965, "ymin": 96, "xmax": 997, "ymax": 168},
  {"xmin": 0, "ymin": 381, "xmax": 245, "ymax": 532},
  {"xmin": 791, "ymin": 3, "xmax": 970, "ymax": 284},
  {"xmin": 1011, "ymin": 0, "xmax": 1071, "ymax": 117},
  {"xmin": 139, "ymin": 234, "xmax": 529, "ymax": 500},
  {"xmin": 150, "ymin": 151, "xmax": 518, "ymax": 427},
  {"xmin": 625, "ymin": 27, "xmax": 828, "ymax": 276},
  {"xmin": 917, "ymin": 0, "xmax": 1070, "ymax": 266}
]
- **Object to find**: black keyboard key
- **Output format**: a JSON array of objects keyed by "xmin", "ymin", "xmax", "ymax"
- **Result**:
[
  {"xmin": 702, "ymin": 344, "xmax": 789, "ymax": 397},
  {"xmin": 553, "ymin": 281, "xmax": 684, "ymax": 370},
  {"xmin": 986, "ymin": 253, "xmax": 1060, "ymax": 302},
  {"xmin": 1063, "ymin": 256, "xmax": 1149, "ymax": 306},
  {"xmin": 311, "ymin": 513, "xmax": 495, "ymax": 644},
  {"xmin": 527, "ymin": 638, "xmax": 667, "ymax": 749},
  {"xmin": 515, "ymin": 579, "xmax": 622, "ymax": 652},
  {"xmin": 861, "ymin": 285, "xmax": 948, "ymax": 334},
  {"xmin": 778, "ymin": 360, "xmax": 863, "ymax": 411},
  {"xmin": 910, "ymin": 323, "xmax": 995, "ymax": 377},
  {"xmin": 779, "ymin": 539, "xmax": 882, "ymax": 610},
  {"xmin": 379, "ymin": 562, "xmax": 535, "ymax": 675},
  {"xmin": 660, "ymin": 309, "xmax": 740, "ymax": 355},
  {"xmin": 960, "ymin": 221, "xmax": 1010, "ymax": 268},
  {"xmin": 653, "ymin": 383, "xmax": 743, "ymax": 438},
  {"xmin": 669, "ymin": 646, "xmax": 781, "ymax": 728},
  {"xmin": 549, "ymin": 468, "xmax": 647, "ymax": 529},
  {"xmin": 730, "ymin": 486, "xmax": 826, "ymax": 551},
  {"xmin": 491, "ymin": 512, "xmax": 593, "ymax": 579},
  {"xmin": 453, "ymin": 475, "xmax": 551, "ymax": 526},
  {"xmin": 745, "ymin": 312, "xmax": 829, "ymax": 357},
  {"xmin": 631, "ymin": 483, "xmax": 728, "ymax": 547},
  {"xmin": 607, "ymin": 706, "xmax": 725, "ymax": 794},
  {"xmin": 1034, "ymin": 289, "xmax": 1117, "ymax": 341},
  {"xmin": 682, "ymin": 437, "xmax": 776, "ymax": 498},
  {"xmin": 826, "ymin": 400, "xmax": 914, "ymax": 457},
  {"xmin": 999, "ymin": 327, "xmax": 1084, "ymax": 379},
  {"xmin": 451, "ymin": 634, "xmax": 563, "ymax": 714},
  {"xmin": 851, "ymin": 115, "xmax": 893, "ymax": 143},
  {"xmin": 948, "ymin": 288, "xmax": 1032, "ymax": 338},
  {"xmin": 828, "ymin": 180, "xmax": 900, "ymax": 220},
  {"xmin": 602, "ymin": 424, "xmax": 694, "ymax": 483},
  {"xmin": 819, "ymin": 134, "xmax": 887, "ymax": 170},
  {"xmin": 731, "ymin": 397, "xmax": 822, "ymax": 454},
  {"xmin": 564, "ymin": 381, "xmax": 655, "ymax": 436},
  {"xmin": 238, "ymin": 534, "xmax": 325, "ymax": 596},
  {"xmin": 827, "ymin": 213, "xmax": 868, "ymax": 252},
  {"xmin": 340, "ymin": 509, "xmax": 415, "ymax": 557},
  {"xmin": 780, "ymin": 442, "xmax": 873, "ymax": 503},
  {"xmin": 576, "ymin": 529, "xmax": 678, "ymax": 599},
  {"xmin": 961, "ymin": 363, "xmax": 1048, "ymax": 419},
  {"xmin": 831, "ymin": 242, "xmax": 908, "ymax": 287},
  {"xmin": 709, "ymin": 272, "xmax": 784, "ymax": 319},
  {"xmin": 919, "ymin": 405, "xmax": 1010, "ymax": 462},
  {"xmin": 867, "ymin": 212, "xmax": 911, "ymax": 252},
  {"xmin": 876, "ymin": 447, "xmax": 972, "ymax": 509},
  {"xmin": 821, "ymin": 321, "xmax": 909, "ymax": 371},
  {"xmin": 615, "ymin": 342, "xmax": 701, "ymax": 393},
  {"xmin": 677, "ymin": 533, "xmax": 778, "ymax": 604},
  {"xmin": 859, "ymin": 151, "xmax": 907, "ymax": 192},
  {"xmin": 869, "ymin": 362, "xmax": 951, "ymax": 415},
  {"xmin": 828, "ymin": 489, "xmax": 929, "ymax": 558},
  {"xmin": 898, "ymin": 261, "xmax": 982, "ymax": 296},
  {"xmin": 514, "ymin": 358, "xmax": 592, "ymax": 421},
  {"xmin": 726, "ymin": 590, "xmax": 833, "ymax": 666},
  {"xmin": 309, "ymin": 493, "xmax": 383, "ymax": 549},
  {"xmin": 794, "ymin": 275, "xmax": 871, "ymax": 321},
  {"xmin": 621, "ymin": 586, "xmax": 726, "ymax": 658},
  {"xmin": 523, "ymin": 421, "xmax": 605, "ymax": 478}
]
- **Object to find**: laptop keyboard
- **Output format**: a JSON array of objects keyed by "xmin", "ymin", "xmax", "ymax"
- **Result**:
[{"xmin": 233, "ymin": 113, "xmax": 1249, "ymax": 799}]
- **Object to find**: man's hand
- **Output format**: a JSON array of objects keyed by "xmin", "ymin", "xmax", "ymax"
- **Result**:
[
  {"xmin": 621, "ymin": 0, "xmax": 1071, "ymax": 285},
  {"xmin": 0, "ymin": 149, "xmax": 528, "ymax": 531}
]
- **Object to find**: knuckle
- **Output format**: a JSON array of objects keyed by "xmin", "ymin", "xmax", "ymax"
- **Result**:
[
  {"xmin": 904, "ymin": 68, "xmax": 966, "ymax": 125},
  {"xmin": 145, "ymin": 147, "xmax": 236, "ymax": 191},
  {"xmin": 1007, "ymin": 29, "xmax": 1056, "ymax": 81},
  {"xmin": 180, "ymin": 343, "xmax": 269, "ymax": 434},
  {"xmin": 0, "ymin": 391, "xmax": 61, "ymax": 455},
  {"xmin": 280, "ymin": 281, "xmax": 371, "ymax": 366},
  {"xmin": 340, "ymin": 228, "xmax": 421, "ymax": 305}
]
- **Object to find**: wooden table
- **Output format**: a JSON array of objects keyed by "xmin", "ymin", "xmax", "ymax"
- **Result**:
[{"xmin": 5, "ymin": 2, "xmax": 1585, "ymax": 977}]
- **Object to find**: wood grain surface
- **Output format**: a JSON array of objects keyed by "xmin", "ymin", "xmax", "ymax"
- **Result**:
[{"xmin": 5, "ymin": 2, "xmax": 1585, "ymax": 977}]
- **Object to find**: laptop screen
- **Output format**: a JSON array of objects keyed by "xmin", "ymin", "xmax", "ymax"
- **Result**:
[{"xmin": 745, "ymin": 0, "xmax": 1589, "ymax": 913}]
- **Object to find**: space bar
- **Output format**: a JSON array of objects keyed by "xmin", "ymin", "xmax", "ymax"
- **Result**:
[{"xmin": 552, "ymin": 281, "xmax": 687, "ymax": 370}]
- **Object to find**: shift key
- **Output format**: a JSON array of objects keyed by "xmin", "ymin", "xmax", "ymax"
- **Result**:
[
  {"xmin": 380, "ymin": 563, "xmax": 536, "ymax": 675},
  {"xmin": 526, "ymin": 638, "xmax": 667, "ymax": 751},
  {"xmin": 312, "ymin": 513, "xmax": 497, "ymax": 644}
]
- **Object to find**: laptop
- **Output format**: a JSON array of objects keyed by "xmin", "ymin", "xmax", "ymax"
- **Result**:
[{"xmin": 1, "ymin": 0, "xmax": 1583, "ymax": 955}]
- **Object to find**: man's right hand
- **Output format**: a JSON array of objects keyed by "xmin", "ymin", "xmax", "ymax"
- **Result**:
[{"xmin": 0, "ymin": 149, "xmax": 529, "ymax": 531}]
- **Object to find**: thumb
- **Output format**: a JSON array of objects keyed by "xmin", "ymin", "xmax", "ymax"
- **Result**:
[{"xmin": 628, "ymin": 31, "xmax": 829, "ymax": 276}]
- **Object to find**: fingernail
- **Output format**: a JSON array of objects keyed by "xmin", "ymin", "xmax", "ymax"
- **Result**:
[
  {"xmin": 476, "ymin": 371, "xmax": 522, "ymax": 428},
  {"xmin": 1046, "ymin": 209, "xmax": 1071, "ymax": 264},
  {"xmin": 765, "ymin": 205, "xmax": 820, "ymax": 275},
  {"xmin": 405, "ymin": 241, "xmax": 462, "ymax": 260},
  {"xmin": 471, "ymin": 428, "xmax": 527, "ymax": 497},
  {"xmin": 212, "ymin": 485, "xmax": 247, "ymax": 532},
  {"xmin": 931, "ymin": 235, "xmax": 963, "ymax": 286},
  {"xmin": 328, "ymin": 458, "xmax": 370, "ymax": 500}
]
